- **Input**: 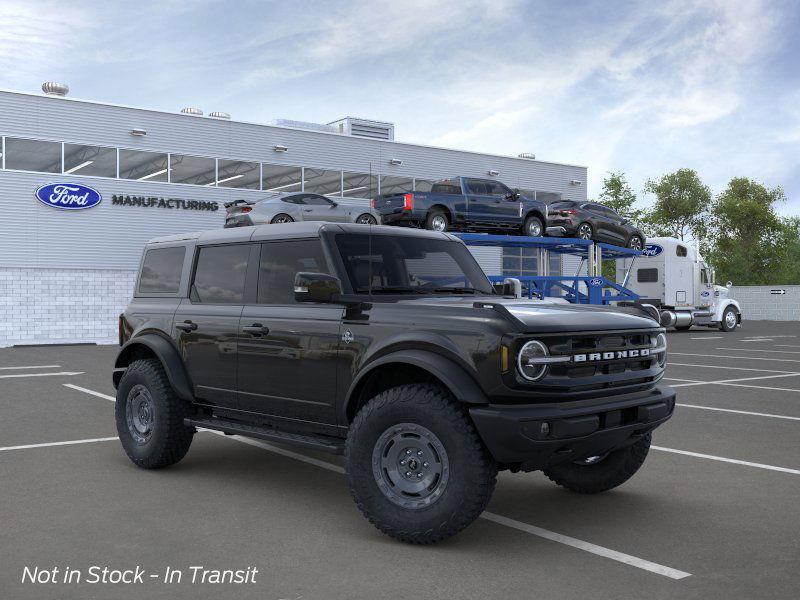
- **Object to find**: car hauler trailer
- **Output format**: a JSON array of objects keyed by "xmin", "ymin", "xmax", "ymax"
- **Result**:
[{"xmin": 615, "ymin": 237, "xmax": 742, "ymax": 332}]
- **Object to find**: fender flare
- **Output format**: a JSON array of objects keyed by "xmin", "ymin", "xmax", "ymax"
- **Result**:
[
  {"xmin": 523, "ymin": 209, "xmax": 546, "ymax": 225},
  {"xmin": 714, "ymin": 299, "xmax": 741, "ymax": 323},
  {"xmin": 343, "ymin": 349, "xmax": 488, "ymax": 422},
  {"xmin": 113, "ymin": 333, "xmax": 194, "ymax": 401}
]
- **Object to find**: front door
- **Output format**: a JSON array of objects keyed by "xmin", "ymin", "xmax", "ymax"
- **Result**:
[
  {"xmin": 173, "ymin": 243, "xmax": 253, "ymax": 409},
  {"xmin": 236, "ymin": 239, "xmax": 343, "ymax": 428},
  {"xmin": 298, "ymin": 194, "xmax": 347, "ymax": 222}
]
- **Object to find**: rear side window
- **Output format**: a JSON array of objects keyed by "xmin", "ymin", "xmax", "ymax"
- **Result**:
[
  {"xmin": 258, "ymin": 240, "xmax": 329, "ymax": 304},
  {"xmin": 430, "ymin": 181, "xmax": 461, "ymax": 194},
  {"xmin": 637, "ymin": 268, "xmax": 659, "ymax": 283},
  {"xmin": 138, "ymin": 247, "xmax": 185, "ymax": 294},
  {"xmin": 676, "ymin": 245, "xmax": 688, "ymax": 257},
  {"xmin": 192, "ymin": 245, "xmax": 250, "ymax": 304}
]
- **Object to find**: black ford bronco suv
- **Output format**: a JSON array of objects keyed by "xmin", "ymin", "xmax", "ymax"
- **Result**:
[{"xmin": 114, "ymin": 222, "xmax": 674, "ymax": 544}]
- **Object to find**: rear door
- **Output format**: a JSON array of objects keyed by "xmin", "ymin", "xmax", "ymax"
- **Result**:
[
  {"xmin": 464, "ymin": 178, "xmax": 495, "ymax": 225},
  {"xmin": 173, "ymin": 243, "xmax": 253, "ymax": 409},
  {"xmin": 236, "ymin": 239, "xmax": 343, "ymax": 428}
]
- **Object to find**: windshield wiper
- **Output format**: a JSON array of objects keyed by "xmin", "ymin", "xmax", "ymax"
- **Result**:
[{"xmin": 428, "ymin": 287, "xmax": 482, "ymax": 294}]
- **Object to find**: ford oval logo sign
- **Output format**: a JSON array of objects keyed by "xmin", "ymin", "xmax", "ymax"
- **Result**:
[
  {"xmin": 35, "ymin": 183, "xmax": 102, "ymax": 210},
  {"xmin": 642, "ymin": 244, "xmax": 663, "ymax": 257},
  {"xmin": 588, "ymin": 277, "xmax": 603, "ymax": 287},
  {"xmin": 700, "ymin": 290, "xmax": 710, "ymax": 297}
]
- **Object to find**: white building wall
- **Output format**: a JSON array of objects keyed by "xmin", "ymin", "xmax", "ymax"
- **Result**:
[{"xmin": 729, "ymin": 286, "xmax": 800, "ymax": 322}]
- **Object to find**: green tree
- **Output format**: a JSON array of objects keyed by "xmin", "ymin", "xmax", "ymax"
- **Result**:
[
  {"xmin": 705, "ymin": 177, "xmax": 792, "ymax": 285},
  {"xmin": 642, "ymin": 169, "xmax": 711, "ymax": 241},
  {"xmin": 598, "ymin": 171, "xmax": 643, "ymax": 227}
]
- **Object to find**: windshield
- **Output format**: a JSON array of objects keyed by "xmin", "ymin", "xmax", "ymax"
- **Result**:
[{"xmin": 334, "ymin": 233, "xmax": 494, "ymax": 295}]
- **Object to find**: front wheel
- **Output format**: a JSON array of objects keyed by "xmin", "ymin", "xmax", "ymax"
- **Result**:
[
  {"xmin": 522, "ymin": 215, "xmax": 544, "ymax": 237},
  {"xmin": 346, "ymin": 384, "xmax": 497, "ymax": 544},
  {"xmin": 720, "ymin": 306, "xmax": 738, "ymax": 332},
  {"xmin": 115, "ymin": 359, "xmax": 194, "ymax": 469},
  {"xmin": 543, "ymin": 434, "xmax": 651, "ymax": 494}
]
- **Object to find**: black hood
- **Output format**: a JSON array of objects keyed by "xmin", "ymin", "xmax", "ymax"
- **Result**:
[{"xmin": 396, "ymin": 296, "xmax": 659, "ymax": 333}]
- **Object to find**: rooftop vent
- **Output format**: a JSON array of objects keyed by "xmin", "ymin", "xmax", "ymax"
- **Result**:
[
  {"xmin": 209, "ymin": 111, "xmax": 230, "ymax": 119},
  {"xmin": 42, "ymin": 82, "xmax": 69, "ymax": 97},
  {"xmin": 269, "ymin": 119, "xmax": 337, "ymax": 134},
  {"xmin": 328, "ymin": 117, "xmax": 395, "ymax": 141},
  {"xmin": 180, "ymin": 107, "xmax": 203, "ymax": 116},
  {"xmin": 518, "ymin": 152, "xmax": 536, "ymax": 160}
]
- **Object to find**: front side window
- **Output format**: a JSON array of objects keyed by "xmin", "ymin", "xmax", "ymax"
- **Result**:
[
  {"xmin": 192, "ymin": 245, "xmax": 250, "ymax": 304},
  {"xmin": 302, "ymin": 194, "xmax": 334, "ymax": 206},
  {"xmin": 4, "ymin": 138, "xmax": 61, "ymax": 173},
  {"xmin": 465, "ymin": 179, "xmax": 489, "ymax": 195},
  {"xmin": 258, "ymin": 240, "xmax": 329, "ymax": 304},
  {"xmin": 334, "ymin": 233, "xmax": 493, "ymax": 295},
  {"xmin": 677, "ymin": 245, "xmax": 688, "ymax": 257},
  {"xmin": 484, "ymin": 180, "xmax": 512, "ymax": 197},
  {"xmin": 138, "ymin": 246, "xmax": 186, "ymax": 294}
]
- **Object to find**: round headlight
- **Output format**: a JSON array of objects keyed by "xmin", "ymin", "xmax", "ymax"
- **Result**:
[
  {"xmin": 517, "ymin": 340, "xmax": 550, "ymax": 381},
  {"xmin": 652, "ymin": 332, "xmax": 667, "ymax": 367}
]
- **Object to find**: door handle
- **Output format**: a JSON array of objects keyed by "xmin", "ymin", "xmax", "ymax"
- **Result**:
[
  {"xmin": 175, "ymin": 320, "xmax": 197, "ymax": 332},
  {"xmin": 242, "ymin": 323, "xmax": 270, "ymax": 336},
  {"xmin": 303, "ymin": 208, "xmax": 313, "ymax": 212}
]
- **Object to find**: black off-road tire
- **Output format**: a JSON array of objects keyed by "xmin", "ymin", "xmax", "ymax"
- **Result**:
[
  {"xmin": 346, "ymin": 384, "xmax": 497, "ymax": 544},
  {"xmin": 115, "ymin": 358, "xmax": 194, "ymax": 469},
  {"xmin": 543, "ymin": 433, "xmax": 651, "ymax": 494}
]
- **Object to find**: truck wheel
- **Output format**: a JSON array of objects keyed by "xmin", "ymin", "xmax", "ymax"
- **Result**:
[
  {"xmin": 720, "ymin": 306, "xmax": 738, "ymax": 332},
  {"xmin": 115, "ymin": 358, "xmax": 194, "ymax": 469},
  {"xmin": 346, "ymin": 384, "xmax": 497, "ymax": 544},
  {"xmin": 543, "ymin": 433, "xmax": 651, "ymax": 494},
  {"xmin": 425, "ymin": 209, "xmax": 449, "ymax": 232},
  {"xmin": 522, "ymin": 215, "xmax": 544, "ymax": 237}
]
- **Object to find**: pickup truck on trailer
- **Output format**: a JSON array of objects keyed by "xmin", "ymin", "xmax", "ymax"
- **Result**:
[
  {"xmin": 372, "ymin": 176, "xmax": 551, "ymax": 236},
  {"xmin": 113, "ymin": 222, "xmax": 674, "ymax": 544}
]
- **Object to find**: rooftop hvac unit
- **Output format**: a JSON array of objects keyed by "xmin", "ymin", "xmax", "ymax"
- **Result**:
[
  {"xmin": 42, "ymin": 82, "xmax": 69, "ymax": 96},
  {"xmin": 269, "ymin": 119, "xmax": 337, "ymax": 134},
  {"xmin": 328, "ymin": 117, "xmax": 395, "ymax": 141},
  {"xmin": 209, "ymin": 111, "xmax": 230, "ymax": 119},
  {"xmin": 181, "ymin": 107, "xmax": 204, "ymax": 116}
]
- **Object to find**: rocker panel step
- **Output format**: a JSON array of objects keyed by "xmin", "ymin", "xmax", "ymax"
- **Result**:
[{"xmin": 185, "ymin": 417, "xmax": 345, "ymax": 455}]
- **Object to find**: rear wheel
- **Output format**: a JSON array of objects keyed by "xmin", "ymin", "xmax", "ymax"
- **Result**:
[
  {"xmin": 356, "ymin": 213, "xmax": 377, "ymax": 225},
  {"xmin": 270, "ymin": 213, "xmax": 294, "ymax": 224},
  {"xmin": 720, "ymin": 306, "xmax": 738, "ymax": 332},
  {"xmin": 576, "ymin": 222, "xmax": 593, "ymax": 240},
  {"xmin": 543, "ymin": 434, "xmax": 651, "ymax": 494},
  {"xmin": 522, "ymin": 215, "xmax": 544, "ymax": 237},
  {"xmin": 115, "ymin": 359, "xmax": 194, "ymax": 469},
  {"xmin": 346, "ymin": 384, "xmax": 497, "ymax": 544},
  {"xmin": 425, "ymin": 209, "xmax": 449, "ymax": 232}
]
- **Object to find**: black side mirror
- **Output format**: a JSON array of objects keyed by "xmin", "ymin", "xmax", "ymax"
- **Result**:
[
  {"xmin": 294, "ymin": 272, "xmax": 343, "ymax": 303},
  {"xmin": 329, "ymin": 201, "xmax": 338, "ymax": 208}
]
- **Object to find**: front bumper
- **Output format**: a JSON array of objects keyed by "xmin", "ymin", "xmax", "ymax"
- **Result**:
[{"xmin": 469, "ymin": 386, "xmax": 675, "ymax": 471}]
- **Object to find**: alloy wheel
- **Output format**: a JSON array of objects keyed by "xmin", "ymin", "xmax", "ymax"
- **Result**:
[
  {"xmin": 577, "ymin": 224, "xmax": 592, "ymax": 240},
  {"xmin": 430, "ymin": 215, "xmax": 448, "ymax": 232},
  {"xmin": 126, "ymin": 384, "xmax": 155, "ymax": 444}
]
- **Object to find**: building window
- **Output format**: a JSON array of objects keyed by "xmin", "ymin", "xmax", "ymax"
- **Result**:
[
  {"xmin": 63, "ymin": 144, "xmax": 117, "ymax": 177},
  {"xmin": 304, "ymin": 168, "xmax": 342, "ymax": 196},
  {"xmin": 217, "ymin": 159, "xmax": 260, "ymax": 189},
  {"xmin": 341, "ymin": 171, "xmax": 378, "ymax": 198},
  {"xmin": 119, "ymin": 149, "xmax": 168, "ymax": 182},
  {"xmin": 414, "ymin": 179, "xmax": 436, "ymax": 192},
  {"xmin": 170, "ymin": 154, "xmax": 216, "ymax": 186},
  {"xmin": 4, "ymin": 138, "xmax": 61, "ymax": 173},
  {"xmin": 262, "ymin": 163, "xmax": 302, "ymax": 193},
  {"xmin": 379, "ymin": 175, "xmax": 413, "ymax": 195}
]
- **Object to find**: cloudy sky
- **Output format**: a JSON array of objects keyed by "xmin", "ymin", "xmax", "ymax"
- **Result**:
[{"xmin": 2, "ymin": 0, "xmax": 799, "ymax": 213}]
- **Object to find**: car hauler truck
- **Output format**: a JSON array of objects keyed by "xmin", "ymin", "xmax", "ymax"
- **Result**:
[{"xmin": 615, "ymin": 237, "xmax": 742, "ymax": 332}]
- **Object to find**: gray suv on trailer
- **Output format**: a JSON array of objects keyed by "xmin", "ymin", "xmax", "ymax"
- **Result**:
[{"xmin": 114, "ymin": 222, "xmax": 675, "ymax": 544}]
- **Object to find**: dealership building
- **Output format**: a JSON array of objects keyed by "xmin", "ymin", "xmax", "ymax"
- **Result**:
[{"xmin": 0, "ymin": 85, "xmax": 587, "ymax": 346}]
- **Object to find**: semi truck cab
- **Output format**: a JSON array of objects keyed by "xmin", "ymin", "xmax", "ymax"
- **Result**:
[{"xmin": 616, "ymin": 236, "xmax": 742, "ymax": 332}]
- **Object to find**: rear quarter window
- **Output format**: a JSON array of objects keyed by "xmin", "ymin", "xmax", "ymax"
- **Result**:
[{"xmin": 137, "ymin": 246, "xmax": 186, "ymax": 294}]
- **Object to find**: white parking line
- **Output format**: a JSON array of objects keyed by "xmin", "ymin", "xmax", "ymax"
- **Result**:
[
  {"xmin": 716, "ymin": 347, "xmax": 800, "ymax": 354},
  {"xmin": 676, "ymin": 403, "xmax": 800, "ymax": 421},
  {"xmin": 667, "ymin": 373, "xmax": 800, "ymax": 388},
  {"xmin": 669, "ymin": 363, "xmax": 798, "ymax": 374},
  {"xmin": 0, "ymin": 364, "xmax": 61, "ymax": 370},
  {"xmin": 652, "ymin": 446, "xmax": 800, "ymax": 476},
  {"xmin": 209, "ymin": 431, "xmax": 691, "ymax": 580},
  {"xmin": 0, "ymin": 371, "xmax": 84, "ymax": 379},
  {"xmin": 775, "ymin": 345, "xmax": 800, "ymax": 349},
  {"xmin": 64, "ymin": 383, "xmax": 116, "ymax": 401},
  {"xmin": 740, "ymin": 339, "xmax": 773, "ymax": 342},
  {"xmin": 689, "ymin": 336, "xmax": 723, "ymax": 340},
  {"xmin": 671, "ymin": 352, "xmax": 800, "ymax": 363},
  {"xmin": 0, "ymin": 437, "xmax": 118, "ymax": 452}
]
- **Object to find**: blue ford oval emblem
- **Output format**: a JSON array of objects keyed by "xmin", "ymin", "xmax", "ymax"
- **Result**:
[
  {"xmin": 642, "ymin": 244, "xmax": 663, "ymax": 257},
  {"xmin": 35, "ymin": 183, "xmax": 102, "ymax": 210},
  {"xmin": 588, "ymin": 277, "xmax": 603, "ymax": 287},
  {"xmin": 700, "ymin": 290, "xmax": 710, "ymax": 297}
]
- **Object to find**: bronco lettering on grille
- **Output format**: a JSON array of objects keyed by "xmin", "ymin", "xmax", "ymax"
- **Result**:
[{"xmin": 573, "ymin": 348, "xmax": 651, "ymax": 363}]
